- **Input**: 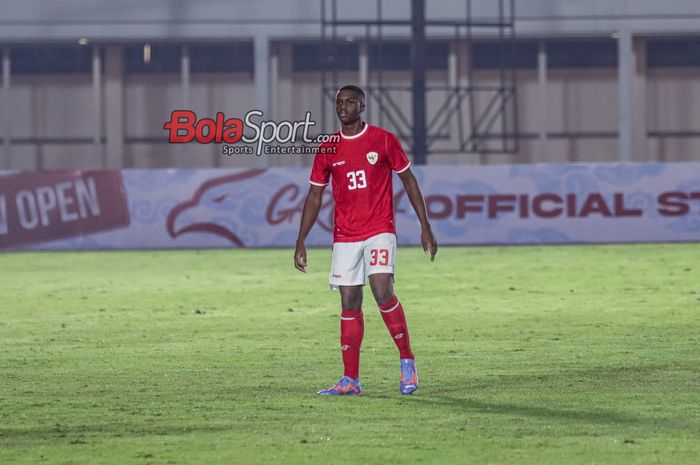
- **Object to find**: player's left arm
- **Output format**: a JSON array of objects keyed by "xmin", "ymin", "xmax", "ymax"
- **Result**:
[{"xmin": 397, "ymin": 168, "xmax": 438, "ymax": 261}]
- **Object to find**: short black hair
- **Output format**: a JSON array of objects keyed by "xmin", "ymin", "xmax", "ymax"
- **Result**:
[{"xmin": 337, "ymin": 85, "xmax": 365, "ymax": 100}]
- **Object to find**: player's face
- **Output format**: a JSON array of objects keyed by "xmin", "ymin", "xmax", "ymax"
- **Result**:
[{"xmin": 336, "ymin": 90, "xmax": 364, "ymax": 125}]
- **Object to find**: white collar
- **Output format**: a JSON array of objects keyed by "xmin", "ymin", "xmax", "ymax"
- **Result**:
[{"xmin": 340, "ymin": 123, "xmax": 368, "ymax": 140}]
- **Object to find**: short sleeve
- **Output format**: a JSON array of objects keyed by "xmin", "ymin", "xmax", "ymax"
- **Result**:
[
  {"xmin": 386, "ymin": 133, "xmax": 411, "ymax": 173},
  {"xmin": 309, "ymin": 152, "xmax": 330, "ymax": 186}
]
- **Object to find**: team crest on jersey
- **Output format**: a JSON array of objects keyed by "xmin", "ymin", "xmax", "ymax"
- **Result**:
[{"xmin": 366, "ymin": 151, "xmax": 378, "ymax": 165}]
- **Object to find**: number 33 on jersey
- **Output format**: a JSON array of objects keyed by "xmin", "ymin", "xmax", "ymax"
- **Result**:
[
  {"xmin": 309, "ymin": 124, "xmax": 412, "ymax": 243},
  {"xmin": 346, "ymin": 170, "xmax": 367, "ymax": 190}
]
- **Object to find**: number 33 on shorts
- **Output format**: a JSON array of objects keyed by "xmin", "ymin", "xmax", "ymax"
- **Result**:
[{"xmin": 369, "ymin": 248, "xmax": 389, "ymax": 266}]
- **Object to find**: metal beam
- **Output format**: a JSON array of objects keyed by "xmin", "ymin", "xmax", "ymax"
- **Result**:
[
  {"xmin": 269, "ymin": 45, "xmax": 280, "ymax": 166},
  {"xmin": 618, "ymin": 29, "xmax": 634, "ymax": 162},
  {"xmin": 2, "ymin": 47, "xmax": 10, "ymax": 168},
  {"xmin": 254, "ymin": 34, "xmax": 269, "ymax": 167},
  {"xmin": 180, "ymin": 45, "xmax": 193, "ymax": 165},
  {"xmin": 359, "ymin": 42, "xmax": 368, "ymax": 89},
  {"xmin": 103, "ymin": 45, "xmax": 124, "ymax": 168},
  {"xmin": 633, "ymin": 37, "xmax": 647, "ymax": 161},
  {"xmin": 537, "ymin": 40, "xmax": 548, "ymax": 162},
  {"xmin": 181, "ymin": 45, "xmax": 190, "ymax": 109},
  {"xmin": 411, "ymin": 0, "xmax": 426, "ymax": 165},
  {"xmin": 328, "ymin": 19, "xmax": 513, "ymax": 27},
  {"xmin": 92, "ymin": 45, "xmax": 103, "ymax": 167}
]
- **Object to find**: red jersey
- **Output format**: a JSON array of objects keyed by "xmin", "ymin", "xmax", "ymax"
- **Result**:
[{"xmin": 309, "ymin": 123, "xmax": 411, "ymax": 242}]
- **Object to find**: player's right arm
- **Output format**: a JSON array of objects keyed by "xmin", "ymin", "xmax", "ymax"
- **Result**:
[{"xmin": 294, "ymin": 184, "xmax": 325, "ymax": 272}]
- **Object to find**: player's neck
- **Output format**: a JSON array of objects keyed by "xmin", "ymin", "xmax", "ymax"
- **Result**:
[{"xmin": 341, "ymin": 120, "xmax": 366, "ymax": 137}]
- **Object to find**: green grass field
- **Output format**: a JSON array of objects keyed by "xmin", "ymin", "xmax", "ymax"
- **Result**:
[{"xmin": 1, "ymin": 244, "xmax": 699, "ymax": 465}]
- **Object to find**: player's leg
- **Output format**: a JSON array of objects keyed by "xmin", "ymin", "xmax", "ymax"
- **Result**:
[
  {"xmin": 319, "ymin": 242, "xmax": 365, "ymax": 396},
  {"xmin": 339, "ymin": 284, "xmax": 363, "ymax": 310},
  {"xmin": 365, "ymin": 233, "xmax": 413, "ymax": 358},
  {"xmin": 365, "ymin": 233, "xmax": 418, "ymax": 394},
  {"xmin": 368, "ymin": 273, "xmax": 415, "ymax": 361},
  {"xmin": 338, "ymin": 284, "xmax": 364, "ymax": 382},
  {"xmin": 368, "ymin": 274, "xmax": 418, "ymax": 394}
]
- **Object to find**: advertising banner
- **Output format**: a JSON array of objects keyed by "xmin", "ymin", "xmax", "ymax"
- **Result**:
[
  {"xmin": 0, "ymin": 171, "xmax": 130, "ymax": 249},
  {"xmin": 1, "ymin": 162, "xmax": 698, "ymax": 250}
]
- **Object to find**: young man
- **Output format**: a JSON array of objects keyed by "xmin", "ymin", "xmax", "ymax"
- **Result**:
[{"xmin": 294, "ymin": 85, "xmax": 437, "ymax": 396}]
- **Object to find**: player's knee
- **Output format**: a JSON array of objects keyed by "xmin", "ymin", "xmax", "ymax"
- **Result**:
[
  {"xmin": 373, "ymin": 288, "xmax": 394, "ymax": 306},
  {"xmin": 370, "ymin": 276, "xmax": 393, "ymax": 304},
  {"xmin": 342, "ymin": 297, "xmax": 362, "ymax": 310},
  {"xmin": 340, "ymin": 290, "xmax": 363, "ymax": 310}
]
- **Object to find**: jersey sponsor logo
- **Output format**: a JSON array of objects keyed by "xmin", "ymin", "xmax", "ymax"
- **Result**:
[
  {"xmin": 366, "ymin": 151, "xmax": 378, "ymax": 165},
  {"xmin": 333, "ymin": 160, "xmax": 346, "ymax": 167},
  {"xmin": 332, "ymin": 273, "xmax": 342, "ymax": 278}
]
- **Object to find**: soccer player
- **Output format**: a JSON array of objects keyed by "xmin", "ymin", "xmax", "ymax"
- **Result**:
[{"xmin": 294, "ymin": 85, "xmax": 437, "ymax": 396}]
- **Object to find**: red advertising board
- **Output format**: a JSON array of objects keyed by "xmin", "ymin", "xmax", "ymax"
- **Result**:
[{"xmin": 0, "ymin": 171, "xmax": 130, "ymax": 249}]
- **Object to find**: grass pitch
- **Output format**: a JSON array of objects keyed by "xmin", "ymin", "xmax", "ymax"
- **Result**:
[{"xmin": 1, "ymin": 244, "xmax": 699, "ymax": 465}]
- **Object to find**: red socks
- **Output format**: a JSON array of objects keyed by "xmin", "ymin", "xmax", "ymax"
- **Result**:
[
  {"xmin": 378, "ymin": 295, "xmax": 414, "ymax": 360},
  {"xmin": 339, "ymin": 297, "xmax": 413, "ymax": 380},
  {"xmin": 340, "ymin": 309, "xmax": 364, "ymax": 380}
]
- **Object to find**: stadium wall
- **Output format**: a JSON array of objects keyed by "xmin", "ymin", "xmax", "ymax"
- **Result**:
[
  {"xmin": 4, "ymin": 47, "xmax": 700, "ymax": 170},
  {"xmin": 2, "ymin": 1, "xmax": 700, "ymax": 170},
  {"xmin": 1, "ymin": 162, "xmax": 699, "ymax": 250}
]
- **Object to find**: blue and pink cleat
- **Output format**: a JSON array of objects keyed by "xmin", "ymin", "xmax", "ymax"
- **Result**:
[
  {"xmin": 400, "ymin": 358, "xmax": 418, "ymax": 395},
  {"xmin": 318, "ymin": 362, "xmax": 416, "ymax": 396},
  {"xmin": 317, "ymin": 376, "xmax": 363, "ymax": 396}
]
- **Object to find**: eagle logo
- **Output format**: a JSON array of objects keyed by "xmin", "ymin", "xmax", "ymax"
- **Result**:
[
  {"xmin": 165, "ymin": 169, "xmax": 335, "ymax": 248},
  {"xmin": 166, "ymin": 169, "xmax": 267, "ymax": 247},
  {"xmin": 366, "ymin": 151, "xmax": 378, "ymax": 165}
]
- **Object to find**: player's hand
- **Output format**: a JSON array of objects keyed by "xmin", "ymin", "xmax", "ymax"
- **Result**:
[
  {"xmin": 421, "ymin": 226, "xmax": 438, "ymax": 262},
  {"xmin": 294, "ymin": 241, "xmax": 307, "ymax": 272}
]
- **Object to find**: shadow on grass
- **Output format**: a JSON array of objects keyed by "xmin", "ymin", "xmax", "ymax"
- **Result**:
[
  {"xmin": 369, "ymin": 364, "xmax": 695, "ymax": 432},
  {"xmin": 378, "ymin": 394, "xmax": 684, "ymax": 429}
]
